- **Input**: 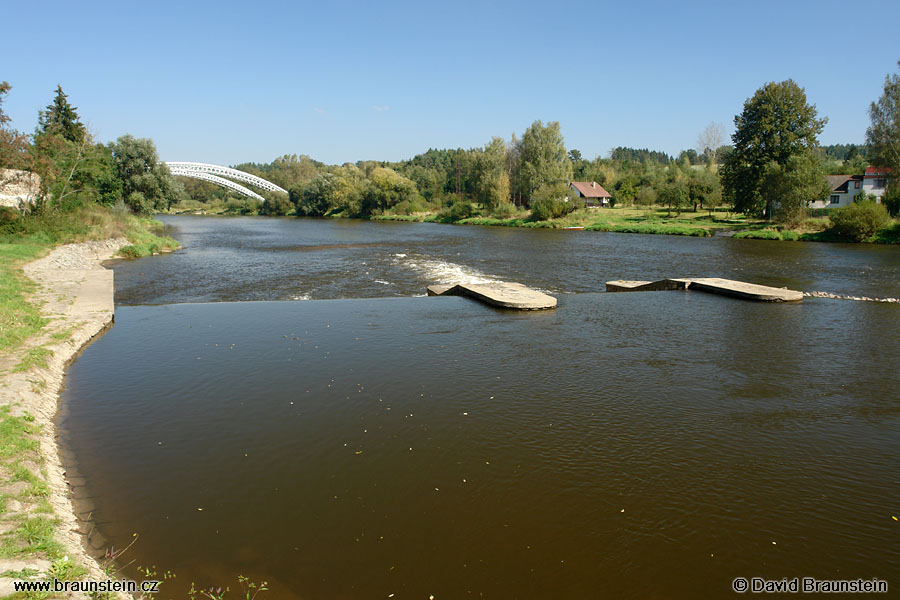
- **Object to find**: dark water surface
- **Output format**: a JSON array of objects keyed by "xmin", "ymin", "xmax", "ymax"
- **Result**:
[
  {"xmin": 111, "ymin": 216, "xmax": 900, "ymax": 303},
  {"xmin": 60, "ymin": 217, "xmax": 899, "ymax": 599}
]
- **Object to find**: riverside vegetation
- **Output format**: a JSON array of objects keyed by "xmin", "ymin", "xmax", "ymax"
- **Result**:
[
  {"xmin": 165, "ymin": 66, "xmax": 900, "ymax": 244},
  {"xmin": 0, "ymin": 83, "xmax": 179, "ymax": 596}
]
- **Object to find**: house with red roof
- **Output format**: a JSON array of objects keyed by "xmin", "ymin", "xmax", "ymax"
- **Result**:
[
  {"xmin": 862, "ymin": 167, "xmax": 890, "ymax": 202},
  {"xmin": 569, "ymin": 181, "xmax": 612, "ymax": 207}
]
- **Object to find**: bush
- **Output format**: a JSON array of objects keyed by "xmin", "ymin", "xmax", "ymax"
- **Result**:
[
  {"xmin": 529, "ymin": 183, "xmax": 576, "ymax": 221},
  {"xmin": 529, "ymin": 197, "xmax": 565, "ymax": 221},
  {"xmin": 259, "ymin": 194, "xmax": 294, "ymax": 216},
  {"xmin": 882, "ymin": 185, "xmax": 899, "ymax": 217},
  {"xmin": 392, "ymin": 196, "xmax": 430, "ymax": 215},
  {"xmin": 490, "ymin": 202, "xmax": 517, "ymax": 218},
  {"xmin": 0, "ymin": 207, "xmax": 24, "ymax": 234},
  {"xmin": 224, "ymin": 199, "xmax": 257, "ymax": 215},
  {"xmin": 442, "ymin": 199, "xmax": 475, "ymax": 221},
  {"xmin": 828, "ymin": 201, "xmax": 891, "ymax": 241},
  {"xmin": 125, "ymin": 191, "xmax": 154, "ymax": 215}
]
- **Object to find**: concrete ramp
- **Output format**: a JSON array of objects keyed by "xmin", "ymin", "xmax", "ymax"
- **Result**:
[
  {"xmin": 606, "ymin": 277, "xmax": 802, "ymax": 302},
  {"xmin": 428, "ymin": 282, "xmax": 557, "ymax": 310}
]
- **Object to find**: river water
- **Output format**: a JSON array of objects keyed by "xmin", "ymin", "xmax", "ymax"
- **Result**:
[{"xmin": 59, "ymin": 216, "xmax": 899, "ymax": 599}]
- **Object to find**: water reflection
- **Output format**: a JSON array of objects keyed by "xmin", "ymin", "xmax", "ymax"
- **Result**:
[{"xmin": 59, "ymin": 291, "xmax": 900, "ymax": 599}]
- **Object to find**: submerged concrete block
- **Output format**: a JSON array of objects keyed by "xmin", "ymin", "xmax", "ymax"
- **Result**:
[
  {"xmin": 606, "ymin": 277, "xmax": 802, "ymax": 302},
  {"xmin": 427, "ymin": 284, "xmax": 455, "ymax": 296},
  {"xmin": 606, "ymin": 279, "xmax": 689, "ymax": 292},
  {"xmin": 687, "ymin": 278, "xmax": 803, "ymax": 302},
  {"xmin": 427, "ymin": 282, "xmax": 557, "ymax": 310}
]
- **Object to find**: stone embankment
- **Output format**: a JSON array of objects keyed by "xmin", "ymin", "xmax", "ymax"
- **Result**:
[{"xmin": 0, "ymin": 238, "xmax": 131, "ymax": 599}]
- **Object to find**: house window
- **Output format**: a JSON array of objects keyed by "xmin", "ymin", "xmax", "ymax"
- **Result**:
[
  {"xmin": 875, "ymin": 178, "xmax": 886, "ymax": 188},
  {"xmin": 829, "ymin": 195, "xmax": 840, "ymax": 204},
  {"xmin": 854, "ymin": 181, "xmax": 860, "ymax": 188}
]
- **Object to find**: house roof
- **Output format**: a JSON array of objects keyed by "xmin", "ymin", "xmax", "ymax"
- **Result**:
[
  {"xmin": 864, "ymin": 167, "xmax": 892, "ymax": 176},
  {"xmin": 570, "ymin": 181, "xmax": 611, "ymax": 198},
  {"xmin": 826, "ymin": 175, "xmax": 852, "ymax": 192}
]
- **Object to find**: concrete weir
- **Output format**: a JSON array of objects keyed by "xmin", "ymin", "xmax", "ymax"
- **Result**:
[
  {"xmin": 427, "ymin": 282, "xmax": 557, "ymax": 310},
  {"xmin": 606, "ymin": 277, "xmax": 803, "ymax": 302}
]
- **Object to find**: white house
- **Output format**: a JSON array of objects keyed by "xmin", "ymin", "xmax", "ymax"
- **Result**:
[
  {"xmin": 862, "ymin": 167, "xmax": 889, "ymax": 202},
  {"xmin": 809, "ymin": 175, "xmax": 863, "ymax": 209},
  {"xmin": 809, "ymin": 167, "xmax": 890, "ymax": 209},
  {"xmin": 569, "ymin": 181, "xmax": 612, "ymax": 207}
]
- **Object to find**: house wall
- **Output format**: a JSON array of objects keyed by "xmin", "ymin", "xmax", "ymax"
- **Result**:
[
  {"xmin": 809, "ymin": 182, "xmax": 861, "ymax": 209},
  {"xmin": 863, "ymin": 176, "xmax": 887, "ymax": 202}
]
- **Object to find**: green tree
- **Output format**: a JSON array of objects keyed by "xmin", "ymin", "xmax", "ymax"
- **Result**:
[
  {"xmin": 0, "ymin": 82, "xmax": 30, "ymax": 171},
  {"xmin": 473, "ymin": 137, "xmax": 510, "ymax": 212},
  {"xmin": 294, "ymin": 168, "xmax": 366, "ymax": 216},
  {"xmin": 362, "ymin": 167, "xmax": 420, "ymax": 215},
  {"xmin": 614, "ymin": 180, "xmax": 637, "ymax": 208},
  {"xmin": 258, "ymin": 193, "xmax": 293, "ymax": 216},
  {"xmin": 112, "ymin": 134, "xmax": 178, "ymax": 215},
  {"xmin": 760, "ymin": 153, "xmax": 830, "ymax": 226},
  {"xmin": 866, "ymin": 59, "xmax": 900, "ymax": 181},
  {"xmin": 516, "ymin": 121, "xmax": 572, "ymax": 201},
  {"xmin": 881, "ymin": 184, "xmax": 900, "ymax": 216},
  {"xmin": 36, "ymin": 85, "xmax": 86, "ymax": 144},
  {"xmin": 658, "ymin": 180, "xmax": 689, "ymax": 216},
  {"xmin": 721, "ymin": 80, "xmax": 827, "ymax": 218},
  {"xmin": 686, "ymin": 167, "xmax": 722, "ymax": 213},
  {"xmin": 635, "ymin": 186, "xmax": 657, "ymax": 206}
]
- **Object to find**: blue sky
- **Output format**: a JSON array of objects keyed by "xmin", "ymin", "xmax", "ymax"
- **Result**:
[{"xmin": 4, "ymin": 0, "xmax": 899, "ymax": 166}]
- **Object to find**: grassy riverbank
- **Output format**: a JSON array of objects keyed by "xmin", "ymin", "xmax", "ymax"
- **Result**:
[
  {"xmin": 171, "ymin": 201, "xmax": 900, "ymax": 243},
  {"xmin": 1, "ymin": 206, "xmax": 178, "ymax": 355},
  {"xmin": 371, "ymin": 206, "xmax": 874, "ymax": 240},
  {"xmin": 0, "ymin": 205, "xmax": 179, "ymax": 595}
]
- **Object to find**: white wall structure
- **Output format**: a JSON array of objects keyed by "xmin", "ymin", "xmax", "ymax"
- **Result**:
[
  {"xmin": 862, "ymin": 167, "xmax": 889, "ymax": 202},
  {"xmin": 0, "ymin": 169, "xmax": 40, "ymax": 209},
  {"xmin": 164, "ymin": 162, "xmax": 288, "ymax": 202},
  {"xmin": 809, "ymin": 175, "xmax": 863, "ymax": 209}
]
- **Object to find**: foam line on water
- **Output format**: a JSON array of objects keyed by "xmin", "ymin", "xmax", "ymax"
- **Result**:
[
  {"xmin": 392, "ymin": 253, "xmax": 500, "ymax": 285},
  {"xmin": 804, "ymin": 291, "xmax": 899, "ymax": 303}
]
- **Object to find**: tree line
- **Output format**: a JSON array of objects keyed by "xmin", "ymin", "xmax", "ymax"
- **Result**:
[
  {"xmin": 4, "ymin": 60, "xmax": 900, "ymax": 228},
  {"xmin": 1, "ymin": 84, "xmax": 183, "ymax": 218},
  {"xmin": 204, "ymin": 62, "xmax": 900, "ymax": 225}
]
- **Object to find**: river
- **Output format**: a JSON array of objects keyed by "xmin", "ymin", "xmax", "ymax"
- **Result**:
[{"xmin": 58, "ymin": 216, "xmax": 900, "ymax": 599}]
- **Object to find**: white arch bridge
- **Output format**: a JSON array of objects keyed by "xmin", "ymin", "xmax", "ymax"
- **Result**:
[{"xmin": 164, "ymin": 162, "xmax": 288, "ymax": 202}]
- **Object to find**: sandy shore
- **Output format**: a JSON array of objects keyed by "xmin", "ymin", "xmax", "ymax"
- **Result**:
[{"xmin": 0, "ymin": 238, "xmax": 131, "ymax": 598}]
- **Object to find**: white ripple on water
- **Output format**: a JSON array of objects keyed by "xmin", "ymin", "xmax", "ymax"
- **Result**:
[
  {"xmin": 392, "ymin": 253, "xmax": 500, "ymax": 285},
  {"xmin": 804, "ymin": 291, "xmax": 899, "ymax": 303}
]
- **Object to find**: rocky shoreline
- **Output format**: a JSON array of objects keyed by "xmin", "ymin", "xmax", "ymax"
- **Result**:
[{"xmin": 0, "ymin": 238, "xmax": 131, "ymax": 598}]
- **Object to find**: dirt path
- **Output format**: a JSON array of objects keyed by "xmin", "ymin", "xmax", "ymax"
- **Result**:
[{"xmin": 0, "ymin": 238, "xmax": 131, "ymax": 598}]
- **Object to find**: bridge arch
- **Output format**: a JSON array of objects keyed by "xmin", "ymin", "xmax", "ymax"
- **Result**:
[{"xmin": 165, "ymin": 161, "xmax": 288, "ymax": 202}]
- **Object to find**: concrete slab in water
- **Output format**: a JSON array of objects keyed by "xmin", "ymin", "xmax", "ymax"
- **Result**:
[
  {"xmin": 427, "ymin": 284, "xmax": 454, "ymax": 296},
  {"xmin": 428, "ymin": 282, "xmax": 557, "ymax": 310},
  {"xmin": 606, "ymin": 277, "xmax": 802, "ymax": 302},
  {"xmin": 687, "ymin": 278, "xmax": 803, "ymax": 302}
]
